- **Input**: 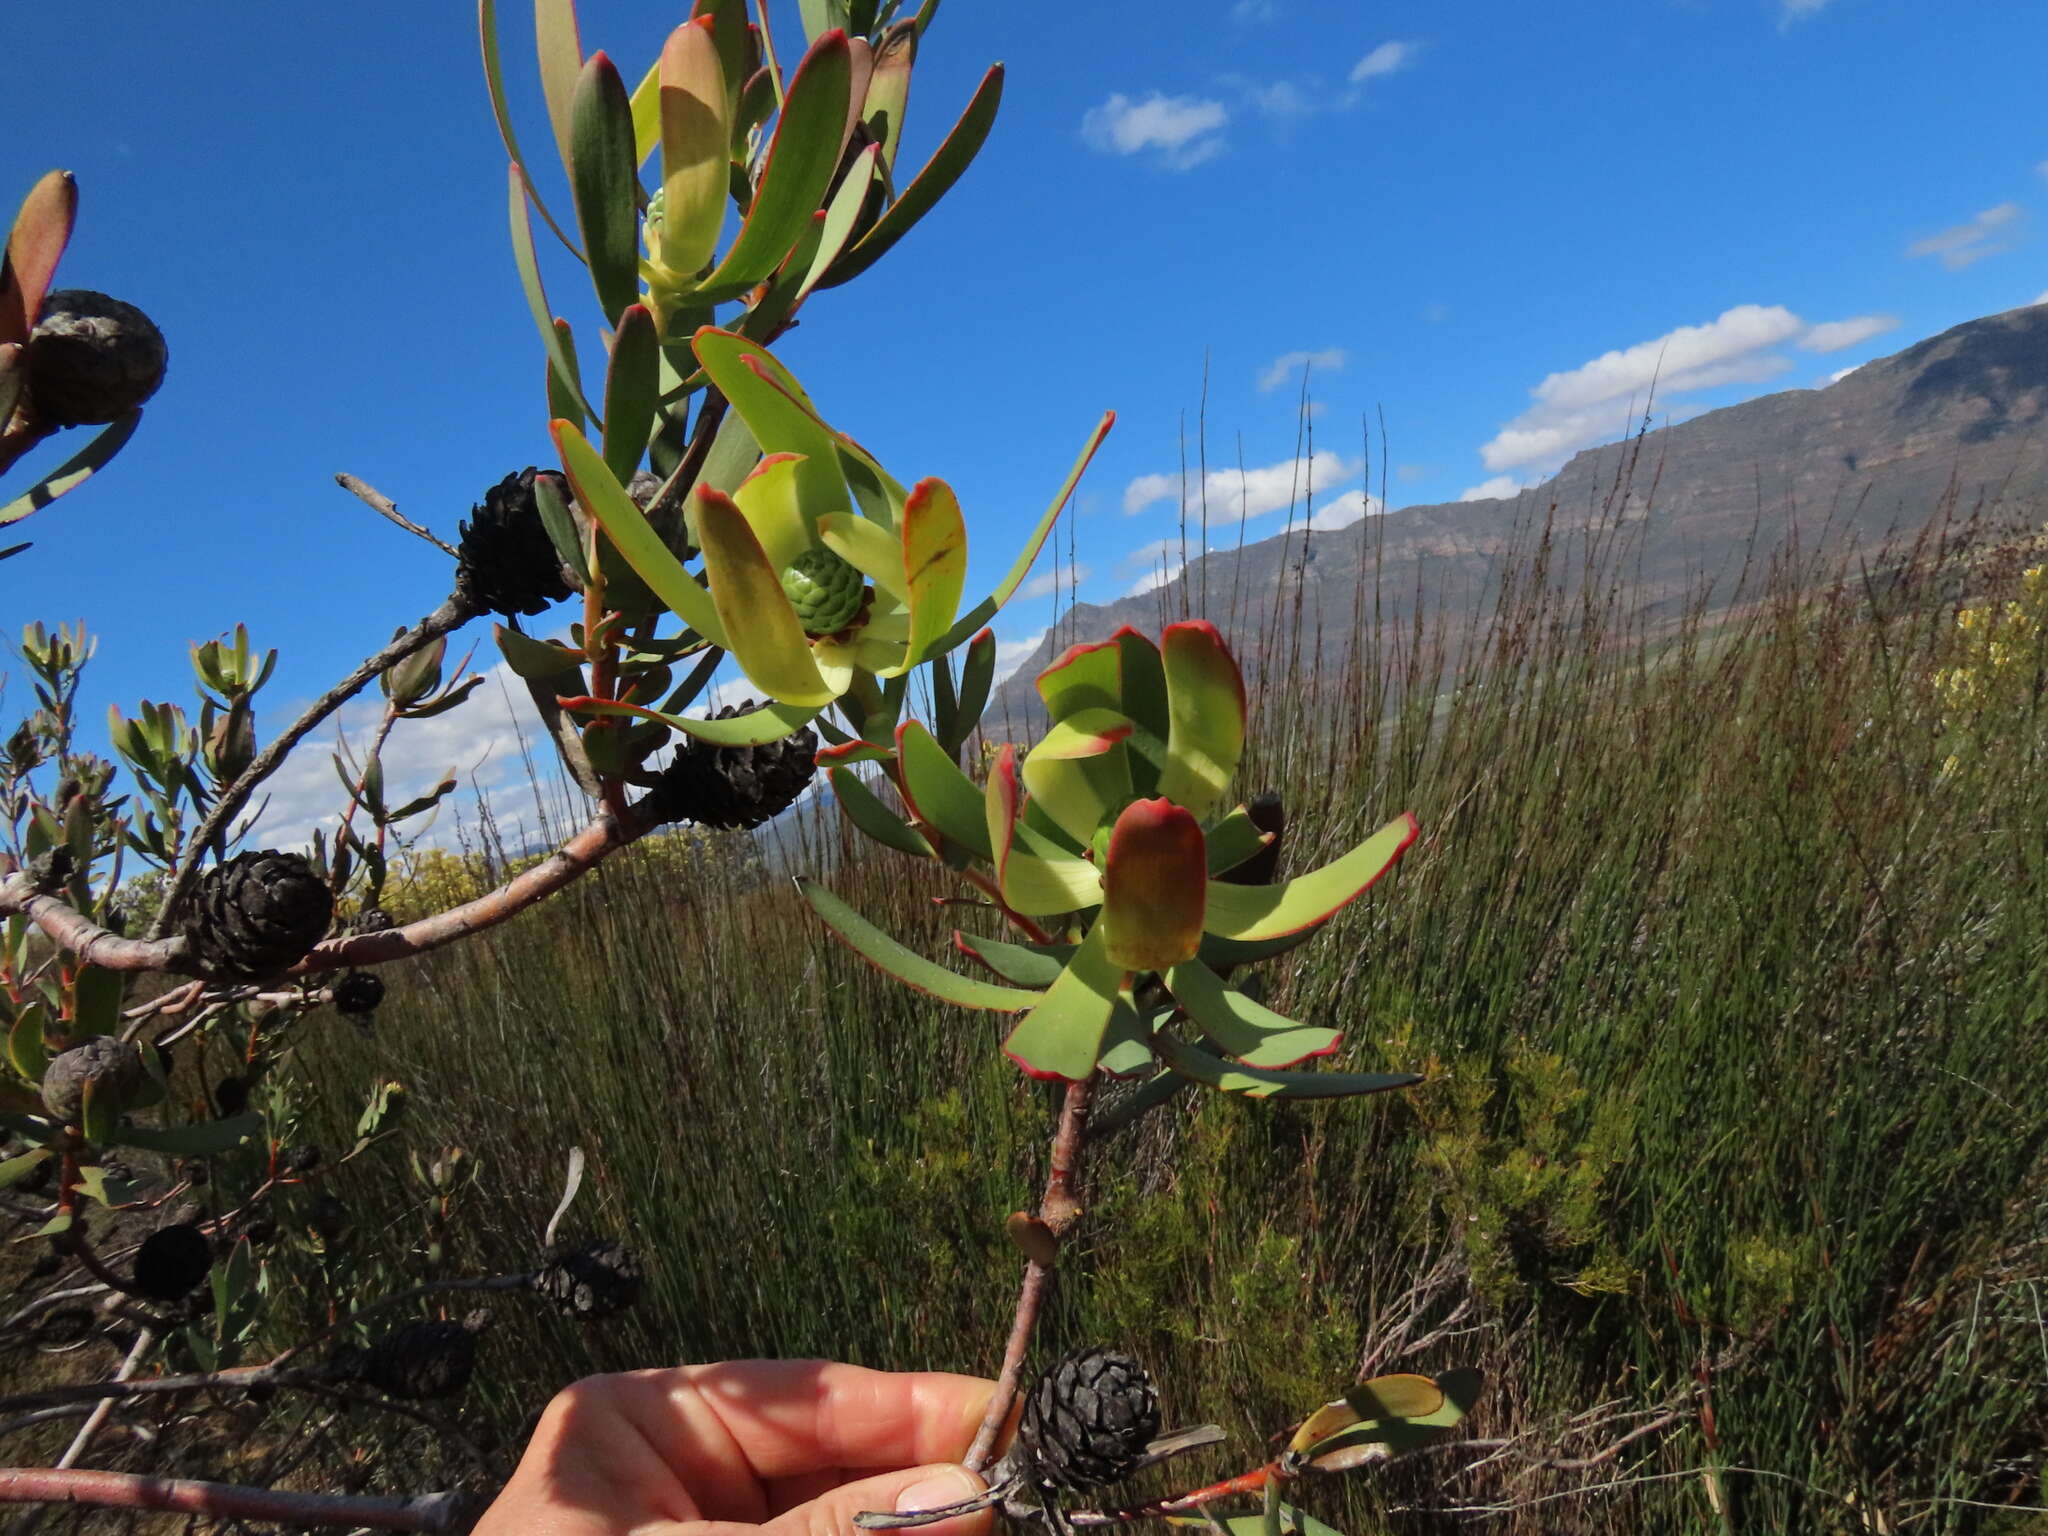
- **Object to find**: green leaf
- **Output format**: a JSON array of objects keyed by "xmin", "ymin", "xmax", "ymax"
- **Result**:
[
  {"xmin": 71, "ymin": 965, "xmax": 125, "ymax": 1037},
  {"xmin": 692, "ymin": 0, "xmax": 752, "ymax": 121},
  {"xmin": 569, "ymin": 51, "xmax": 643, "ymax": 324},
  {"xmin": 602, "ymin": 304, "xmax": 661, "ymax": 483},
  {"xmin": 1205, "ymin": 804, "xmax": 1277, "ymax": 877},
  {"xmin": 798, "ymin": 0, "xmax": 848, "ymax": 43},
  {"xmin": 815, "ymin": 736, "xmax": 891, "ymax": 766},
  {"xmin": 828, "ymin": 765, "xmax": 934, "ymax": 857},
  {"xmin": 533, "ymin": 0, "xmax": 585, "ymax": 175},
  {"xmin": 1098, "ymin": 990, "xmax": 1157, "ymax": 1078},
  {"xmin": 699, "ymin": 400, "xmax": 763, "ymax": 496},
  {"xmin": 1168, "ymin": 1508, "xmax": 1347, "ymax": 1536},
  {"xmin": 1165, "ymin": 960, "xmax": 1339, "ymax": 1068},
  {"xmin": 797, "ymin": 877, "xmax": 1042, "ymax": 1010},
  {"xmin": 1002, "ymin": 921, "xmax": 1127, "ymax": 1081},
  {"xmin": 936, "ymin": 411, "xmax": 1114, "ymax": 654},
  {"xmin": 1113, "ymin": 627, "xmax": 1170, "ymax": 794},
  {"xmin": 1101, "ymin": 799, "xmax": 1207, "ymax": 972},
  {"xmin": 6, "ymin": 1000, "xmax": 49, "ymax": 1081},
  {"xmin": 80, "ymin": 1073, "xmax": 119, "ymax": 1147},
  {"xmin": 695, "ymin": 31, "xmax": 852, "ymax": 301},
  {"xmin": 730, "ymin": 452, "xmax": 814, "ymax": 569},
  {"xmin": 1153, "ymin": 1035, "xmax": 1419, "ymax": 1100},
  {"xmin": 1304, "ymin": 1369, "xmax": 1483, "ymax": 1468},
  {"xmin": 545, "ymin": 318, "xmax": 586, "ymax": 434},
  {"xmin": 0, "ymin": 1147, "xmax": 51, "ymax": 1190},
  {"xmin": 657, "ymin": 18, "xmax": 730, "ymax": 277},
  {"xmin": 815, "ymin": 510, "xmax": 908, "ymax": 602},
  {"xmin": 510, "ymin": 166, "xmax": 597, "ymax": 420},
  {"xmin": 985, "ymin": 745, "xmax": 1103, "ymax": 916},
  {"xmin": 953, "ymin": 931, "xmax": 1073, "ymax": 987},
  {"xmin": 696, "ymin": 487, "xmax": 836, "ymax": 705},
  {"xmin": 111, "ymin": 1112, "xmax": 263, "ymax": 1157},
  {"xmin": 0, "ymin": 412, "xmax": 143, "ymax": 528},
  {"xmin": 795, "ymin": 142, "xmax": 878, "ymax": 304},
  {"xmin": 693, "ymin": 328, "xmax": 845, "ymax": 526},
  {"xmin": 566, "ymin": 693, "xmax": 820, "ymax": 747},
  {"xmin": 945, "ymin": 628, "xmax": 996, "ymax": 754},
  {"xmin": 1024, "ymin": 636, "xmax": 1131, "ymax": 841},
  {"xmin": 862, "ymin": 21, "xmax": 915, "ymax": 173},
  {"xmin": 553, "ymin": 419, "xmax": 726, "ymax": 643},
  {"xmin": 896, "ymin": 478, "xmax": 968, "ymax": 670},
  {"xmin": 895, "ymin": 719, "xmax": 991, "ymax": 856},
  {"xmin": 1157, "ymin": 621, "xmax": 1245, "ymax": 820},
  {"xmin": 820, "ymin": 62, "xmax": 1003, "ymax": 290},
  {"xmin": 479, "ymin": 0, "xmax": 580, "ymax": 256},
  {"xmin": 1203, "ymin": 813, "xmax": 1418, "ymax": 943}
]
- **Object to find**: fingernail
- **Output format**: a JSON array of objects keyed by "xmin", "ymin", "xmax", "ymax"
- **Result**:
[{"xmin": 896, "ymin": 1466, "xmax": 983, "ymax": 1514}]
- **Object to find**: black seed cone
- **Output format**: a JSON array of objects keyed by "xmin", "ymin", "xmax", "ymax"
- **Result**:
[
  {"xmin": 40, "ymin": 1037, "xmax": 144, "ymax": 1123},
  {"xmin": 132, "ymin": 1223, "xmax": 211, "ymax": 1302},
  {"xmin": 359, "ymin": 1318, "xmax": 478, "ymax": 1400},
  {"xmin": 455, "ymin": 467, "xmax": 575, "ymax": 618},
  {"xmin": 532, "ymin": 1239, "xmax": 643, "ymax": 1322},
  {"xmin": 183, "ymin": 851, "xmax": 334, "ymax": 979},
  {"xmin": 26, "ymin": 289, "xmax": 169, "ymax": 427},
  {"xmin": 333, "ymin": 970, "xmax": 385, "ymax": 1017},
  {"xmin": 1017, "ymin": 1348, "xmax": 1161, "ymax": 1491},
  {"xmin": 645, "ymin": 702, "xmax": 818, "ymax": 830}
]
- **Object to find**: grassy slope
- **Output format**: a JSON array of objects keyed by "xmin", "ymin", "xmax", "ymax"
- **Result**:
[{"xmin": 300, "ymin": 493, "xmax": 2048, "ymax": 1535}]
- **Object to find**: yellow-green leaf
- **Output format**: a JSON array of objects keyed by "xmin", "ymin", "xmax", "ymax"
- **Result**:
[{"xmin": 695, "ymin": 487, "xmax": 836, "ymax": 705}]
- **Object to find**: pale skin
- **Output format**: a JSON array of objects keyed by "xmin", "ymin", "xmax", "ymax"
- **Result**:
[{"xmin": 473, "ymin": 1361, "xmax": 998, "ymax": 1536}]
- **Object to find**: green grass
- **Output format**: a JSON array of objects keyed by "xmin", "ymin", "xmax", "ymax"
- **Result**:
[{"xmin": 290, "ymin": 493, "xmax": 2048, "ymax": 1534}]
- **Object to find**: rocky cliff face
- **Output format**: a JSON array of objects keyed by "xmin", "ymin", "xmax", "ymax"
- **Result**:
[{"xmin": 990, "ymin": 304, "xmax": 2048, "ymax": 725}]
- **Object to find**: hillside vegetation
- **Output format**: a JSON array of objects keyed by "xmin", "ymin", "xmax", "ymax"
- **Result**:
[{"xmin": 297, "ymin": 487, "xmax": 2048, "ymax": 1535}]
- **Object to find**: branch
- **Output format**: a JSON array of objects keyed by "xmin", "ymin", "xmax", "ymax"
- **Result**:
[
  {"xmin": 0, "ymin": 876, "xmax": 190, "ymax": 973},
  {"xmin": 293, "ymin": 800, "xmax": 652, "ymax": 973},
  {"xmin": 147, "ymin": 595, "xmax": 477, "ymax": 940},
  {"xmin": 963, "ymin": 1075, "xmax": 1095, "ymax": 1473},
  {"xmin": 335, "ymin": 474, "xmax": 460, "ymax": 560},
  {"xmin": 0, "ymin": 1469, "xmax": 474, "ymax": 1532}
]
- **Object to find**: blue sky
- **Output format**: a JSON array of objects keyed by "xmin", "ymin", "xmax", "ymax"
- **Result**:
[{"xmin": 5, "ymin": 0, "xmax": 2047, "ymax": 848}]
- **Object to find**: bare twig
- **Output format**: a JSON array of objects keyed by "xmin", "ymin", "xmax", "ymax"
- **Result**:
[
  {"xmin": 335, "ymin": 474, "xmax": 460, "ymax": 560},
  {"xmin": 0, "ymin": 1468, "xmax": 474, "ymax": 1532},
  {"xmin": 963, "ymin": 1075, "xmax": 1096, "ymax": 1473},
  {"xmin": 0, "ymin": 875, "xmax": 189, "ymax": 973}
]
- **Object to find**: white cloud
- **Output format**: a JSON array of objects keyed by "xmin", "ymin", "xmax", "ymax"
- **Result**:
[
  {"xmin": 1019, "ymin": 564, "xmax": 1091, "ymax": 600},
  {"xmin": 1306, "ymin": 489, "xmax": 1382, "ymax": 530},
  {"xmin": 1247, "ymin": 80, "xmax": 1317, "ymax": 118},
  {"xmin": 1800, "ymin": 314, "xmax": 1898, "ymax": 353},
  {"xmin": 1122, "ymin": 450, "xmax": 1363, "ymax": 523},
  {"xmin": 992, "ymin": 628, "xmax": 1049, "ymax": 685},
  {"xmin": 1350, "ymin": 41, "xmax": 1419, "ymax": 83},
  {"xmin": 249, "ymin": 660, "xmax": 546, "ymax": 852},
  {"xmin": 1082, "ymin": 92, "xmax": 1228, "ymax": 171},
  {"xmin": 1127, "ymin": 562, "xmax": 1184, "ymax": 597},
  {"xmin": 2036, "ymin": 160, "xmax": 2048, "ymax": 182},
  {"xmin": 1231, "ymin": 0, "xmax": 1280, "ymax": 19},
  {"xmin": 1478, "ymin": 305, "xmax": 1808, "ymax": 474},
  {"xmin": 1906, "ymin": 203, "xmax": 2024, "ymax": 271},
  {"xmin": 1780, "ymin": 0, "xmax": 1833, "ymax": 21},
  {"xmin": 1826, "ymin": 363, "xmax": 1863, "ymax": 384},
  {"xmin": 2033, "ymin": 289, "xmax": 2048, "ymax": 306},
  {"xmin": 1459, "ymin": 474, "xmax": 1523, "ymax": 502},
  {"xmin": 1257, "ymin": 347, "xmax": 1347, "ymax": 393}
]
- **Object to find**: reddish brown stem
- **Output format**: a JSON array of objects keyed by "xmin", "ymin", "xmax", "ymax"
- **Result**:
[
  {"xmin": 963, "ymin": 1074, "xmax": 1096, "ymax": 1473},
  {"xmin": 0, "ymin": 1468, "xmax": 471, "ymax": 1532},
  {"xmin": 0, "ymin": 875, "xmax": 189, "ymax": 973}
]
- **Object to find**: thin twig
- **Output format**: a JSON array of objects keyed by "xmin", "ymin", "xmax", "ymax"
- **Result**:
[
  {"xmin": 335, "ymin": 474, "xmax": 460, "ymax": 560},
  {"xmin": 963, "ymin": 1075, "xmax": 1096, "ymax": 1472},
  {"xmin": 0, "ymin": 1468, "xmax": 474, "ymax": 1532}
]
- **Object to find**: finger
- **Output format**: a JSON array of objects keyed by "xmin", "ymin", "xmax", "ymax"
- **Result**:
[
  {"xmin": 638, "ymin": 1359, "xmax": 991, "ymax": 1515},
  {"xmin": 476, "ymin": 1375, "xmax": 704, "ymax": 1535},
  {"xmin": 698, "ymin": 1462, "xmax": 993, "ymax": 1536}
]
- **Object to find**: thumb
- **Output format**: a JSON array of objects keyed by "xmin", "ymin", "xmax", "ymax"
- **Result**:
[{"xmin": 763, "ymin": 1463, "xmax": 992, "ymax": 1536}]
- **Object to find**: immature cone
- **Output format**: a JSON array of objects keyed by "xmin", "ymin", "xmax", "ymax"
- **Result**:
[
  {"xmin": 532, "ymin": 1239, "xmax": 643, "ymax": 1322},
  {"xmin": 645, "ymin": 703, "xmax": 818, "ymax": 831},
  {"xmin": 132, "ymin": 1223, "xmax": 212, "ymax": 1302},
  {"xmin": 360, "ymin": 1318, "xmax": 479, "ymax": 1400},
  {"xmin": 25, "ymin": 289, "xmax": 169, "ymax": 427},
  {"xmin": 1016, "ymin": 1348, "xmax": 1161, "ymax": 1491},
  {"xmin": 781, "ymin": 545, "xmax": 867, "ymax": 636},
  {"xmin": 182, "ymin": 851, "xmax": 334, "ymax": 979},
  {"xmin": 454, "ymin": 467, "xmax": 576, "ymax": 618},
  {"xmin": 40, "ymin": 1037, "xmax": 144, "ymax": 1124}
]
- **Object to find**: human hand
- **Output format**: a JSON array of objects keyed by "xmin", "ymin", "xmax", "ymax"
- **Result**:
[{"xmin": 472, "ymin": 1360, "xmax": 996, "ymax": 1536}]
